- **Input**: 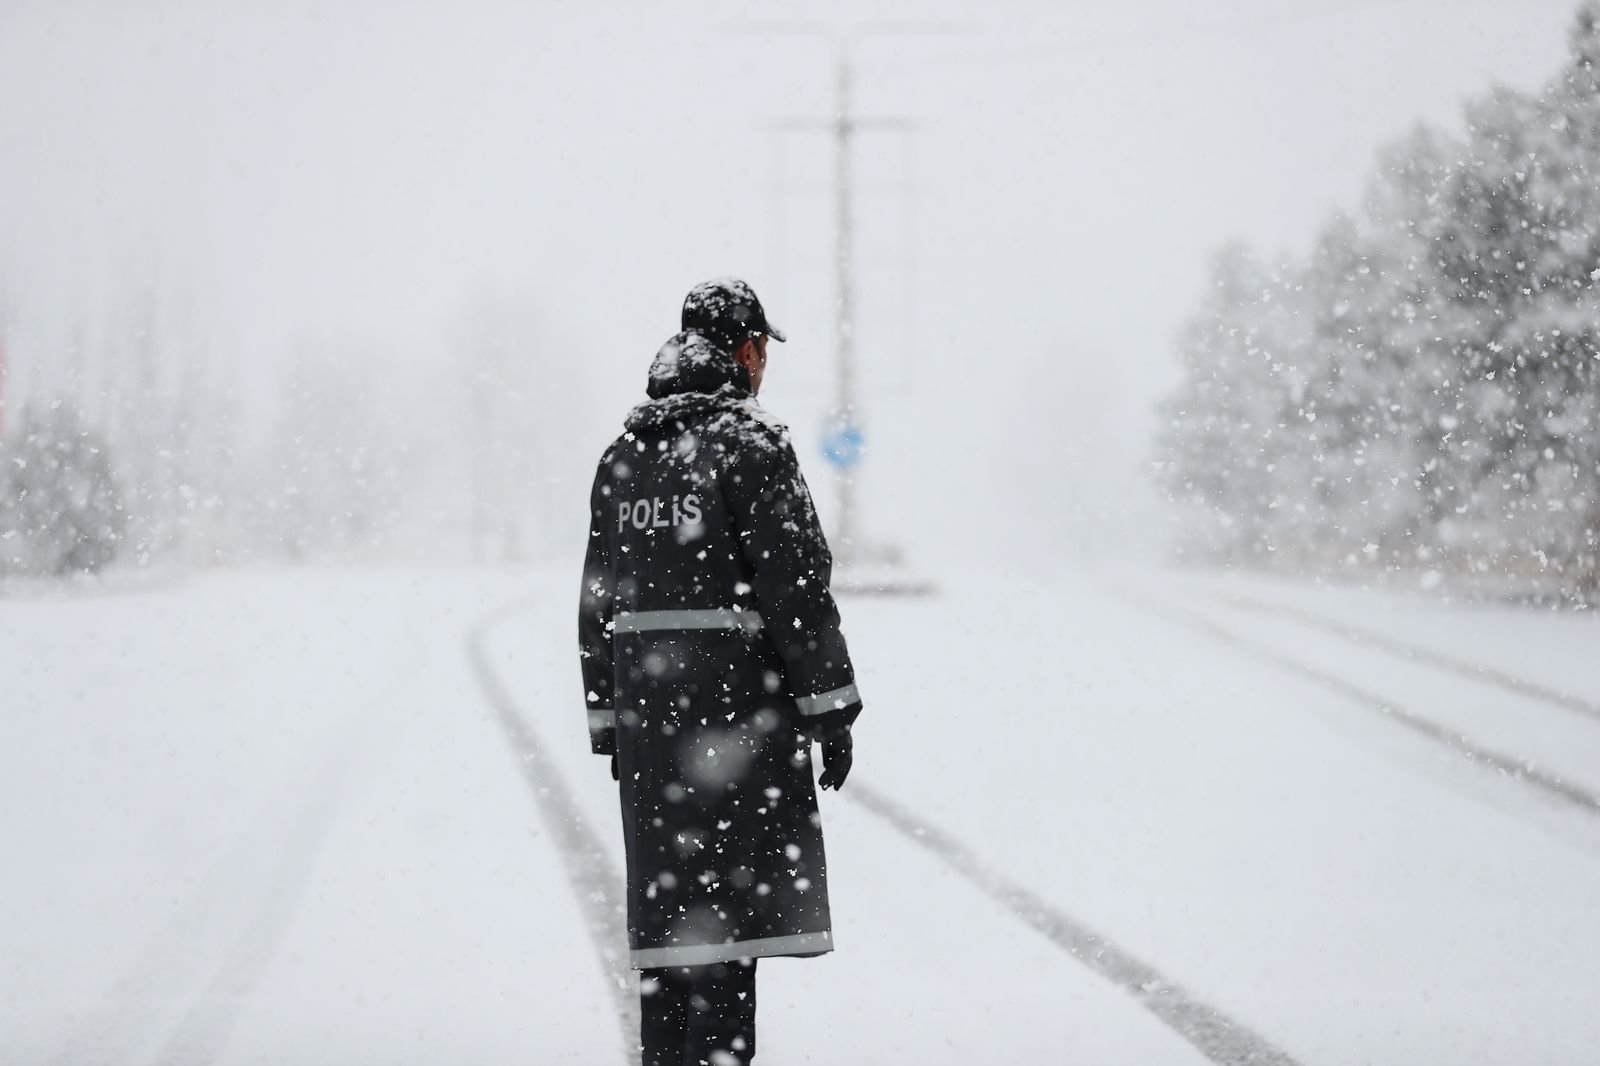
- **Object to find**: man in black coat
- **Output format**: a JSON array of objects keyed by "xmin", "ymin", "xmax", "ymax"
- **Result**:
[{"xmin": 579, "ymin": 278, "xmax": 862, "ymax": 1066}]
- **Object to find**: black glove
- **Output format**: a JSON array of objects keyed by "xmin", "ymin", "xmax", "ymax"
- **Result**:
[
  {"xmin": 610, "ymin": 752, "xmax": 619, "ymax": 781},
  {"xmin": 818, "ymin": 730, "xmax": 853, "ymax": 791}
]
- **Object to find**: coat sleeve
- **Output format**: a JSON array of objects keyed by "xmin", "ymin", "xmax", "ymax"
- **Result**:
[
  {"xmin": 579, "ymin": 463, "xmax": 617, "ymax": 756},
  {"xmin": 727, "ymin": 431, "xmax": 862, "ymax": 739}
]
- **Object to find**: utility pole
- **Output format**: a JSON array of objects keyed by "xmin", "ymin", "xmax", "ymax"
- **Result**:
[{"xmin": 736, "ymin": 20, "xmax": 961, "ymax": 565}]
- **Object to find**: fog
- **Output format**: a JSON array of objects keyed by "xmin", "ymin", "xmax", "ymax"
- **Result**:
[{"xmin": 1, "ymin": 0, "xmax": 1575, "ymax": 569}]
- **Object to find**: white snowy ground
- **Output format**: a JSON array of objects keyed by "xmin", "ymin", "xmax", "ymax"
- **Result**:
[{"xmin": 3, "ymin": 564, "xmax": 1599, "ymax": 1064}]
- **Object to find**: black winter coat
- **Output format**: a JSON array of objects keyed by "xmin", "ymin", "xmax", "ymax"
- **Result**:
[{"xmin": 579, "ymin": 331, "xmax": 862, "ymax": 969}]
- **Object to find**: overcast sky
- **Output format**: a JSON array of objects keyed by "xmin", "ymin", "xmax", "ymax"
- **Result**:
[{"xmin": 0, "ymin": 0, "xmax": 1583, "ymax": 564}]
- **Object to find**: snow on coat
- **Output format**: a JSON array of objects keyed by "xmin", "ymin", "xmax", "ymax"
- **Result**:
[{"xmin": 579, "ymin": 330, "xmax": 862, "ymax": 969}]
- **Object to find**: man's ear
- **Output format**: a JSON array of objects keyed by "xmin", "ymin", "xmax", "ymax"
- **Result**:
[{"xmin": 731, "ymin": 338, "xmax": 755, "ymax": 368}]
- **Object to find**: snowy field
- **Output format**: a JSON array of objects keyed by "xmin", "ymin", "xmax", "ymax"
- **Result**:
[{"xmin": 4, "ymin": 565, "xmax": 1600, "ymax": 1065}]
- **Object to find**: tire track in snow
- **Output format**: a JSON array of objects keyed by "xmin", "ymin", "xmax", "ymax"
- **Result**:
[
  {"xmin": 849, "ymin": 782, "xmax": 1303, "ymax": 1066},
  {"xmin": 1205, "ymin": 590, "xmax": 1600, "ymax": 725},
  {"xmin": 1131, "ymin": 595, "xmax": 1600, "ymax": 819},
  {"xmin": 467, "ymin": 600, "xmax": 640, "ymax": 1066},
  {"xmin": 471, "ymin": 597, "xmax": 1299, "ymax": 1064}
]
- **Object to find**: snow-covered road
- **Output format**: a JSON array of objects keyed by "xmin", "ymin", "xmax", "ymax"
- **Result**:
[{"xmin": 4, "ymin": 567, "xmax": 1598, "ymax": 1064}]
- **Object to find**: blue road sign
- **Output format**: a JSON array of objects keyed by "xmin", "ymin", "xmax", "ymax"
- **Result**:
[{"xmin": 821, "ymin": 423, "xmax": 864, "ymax": 470}]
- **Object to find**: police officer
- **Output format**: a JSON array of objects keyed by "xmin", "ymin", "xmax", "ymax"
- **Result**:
[{"xmin": 579, "ymin": 278, "xmax": 862, "ymax": 1065}]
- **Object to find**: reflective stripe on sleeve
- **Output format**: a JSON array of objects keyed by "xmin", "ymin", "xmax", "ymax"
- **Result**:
[
  {"xmin": 794, "ymin": 682, "xmax": 860, "ymax": 717},
  {"xmin": 613, "ymin": 609, "xmax": 764, "ymax": 634},
  {"xmin": 587, "ymin": 708, "xmax": 617, "ymax": 730},
  {"xmin": 630, "ymin": 931, "xmax": 832, "ymax": 969}
]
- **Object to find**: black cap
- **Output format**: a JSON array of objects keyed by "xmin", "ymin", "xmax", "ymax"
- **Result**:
[{"xmin": 681, "ymin": 278, "xmax": 787, "ymax": 347}]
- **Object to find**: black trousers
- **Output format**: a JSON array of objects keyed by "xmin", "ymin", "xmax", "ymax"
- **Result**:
[{"xmin": 640, "ymin": 959, "xmax": 757, "ymax": 1066}]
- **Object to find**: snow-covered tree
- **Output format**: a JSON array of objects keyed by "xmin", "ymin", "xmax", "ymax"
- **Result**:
[
  {"xmin": 1159, "ymin": 245, "xmax": 1302, "ymax": 560},
  {"xmin": 1290, "ymin": 212, "xmax": 1420, "ymax": 561},
  {"xmin": 0, "ymin": 400, "xmax": 126, "ymax": 576},
  {"xmin": 1160, "ymin": 2, "xmax": 1600, "ymax": 599}
]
